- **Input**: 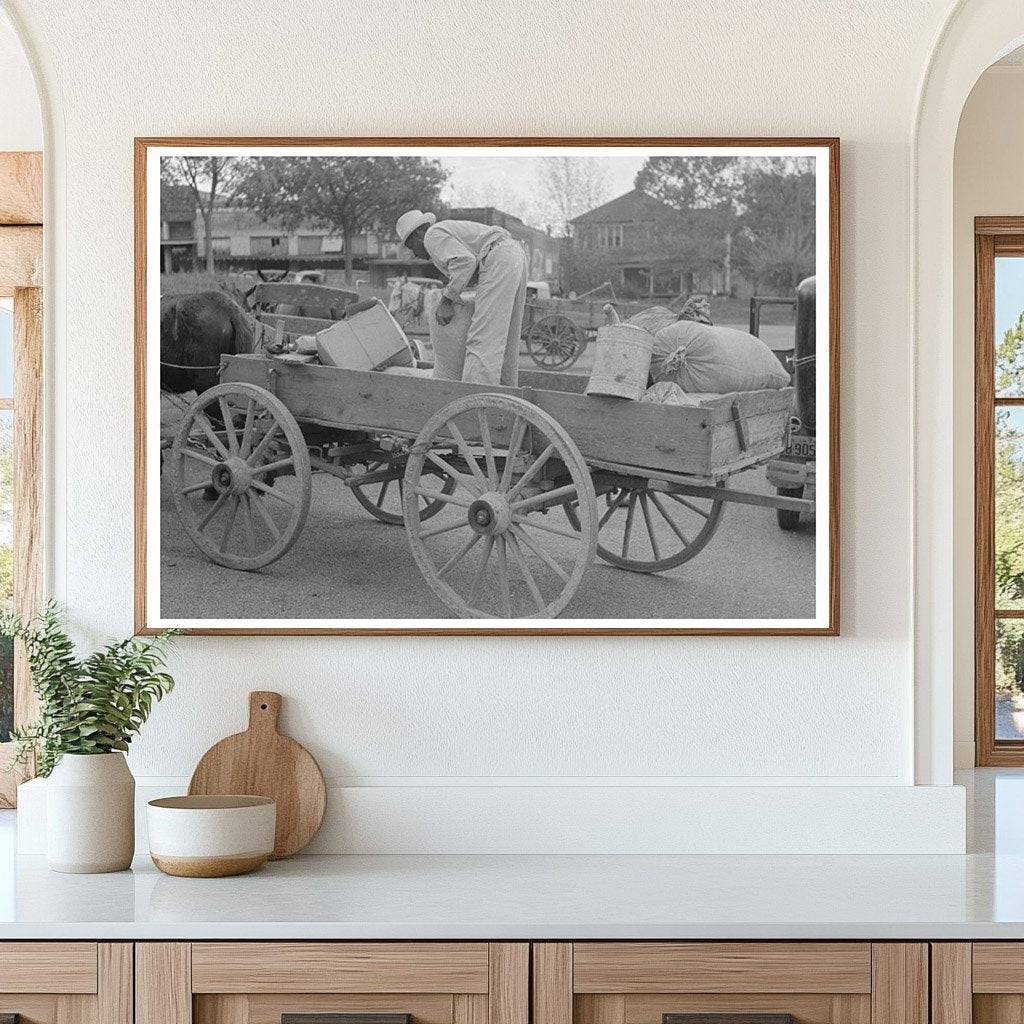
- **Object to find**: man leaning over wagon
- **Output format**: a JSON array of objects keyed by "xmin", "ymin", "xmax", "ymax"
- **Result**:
[{"xmin": 396, "ymin": 209, "xmax": 528, "ymax": 387}]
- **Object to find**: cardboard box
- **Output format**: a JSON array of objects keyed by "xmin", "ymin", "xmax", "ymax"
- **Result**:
[{"xmin": 315, "ymin": 299, "xmax": 414, "ymax": 371}]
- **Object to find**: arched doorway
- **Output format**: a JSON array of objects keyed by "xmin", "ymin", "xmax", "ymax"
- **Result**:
[{"xmin": 913, "ymin": 0, "xmax": 1024, "ymax": 784}]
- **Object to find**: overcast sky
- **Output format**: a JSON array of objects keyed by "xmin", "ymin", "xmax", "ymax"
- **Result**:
[{"xmin": 440, "ymin": 154, "xmax": 645, "ymax": 231}]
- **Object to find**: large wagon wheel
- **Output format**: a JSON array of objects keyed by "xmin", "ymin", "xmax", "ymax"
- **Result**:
[
  {"xmin": 169, "ymin": 382, "xmax": 312, "ymax": 571},
  {"xmin": 526, "ymin": 314, "xmax": 585, "ymax": 370},
  {"xmin": 402, "ymin": 394, "xmax": 597, "ymax": 618},
  {"xmin": 565, "ymin": 479, "xmax": 725, "ymax": 573},
  {"xmin": 351, "ymin": 459, "xmax": 456, "ymax": 526}
]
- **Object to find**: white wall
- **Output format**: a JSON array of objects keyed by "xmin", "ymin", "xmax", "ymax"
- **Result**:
[
  {"xmin": 952, "ymin": 65, "xmax": 1024, "ymax": 767},
  {"xmin": 0, "ymin": 0, "xmax": 976, "ymax": 851}
]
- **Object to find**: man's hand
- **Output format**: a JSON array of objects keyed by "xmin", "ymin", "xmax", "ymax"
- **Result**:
[{"xmin": 434, "ymin": 296, "xmax": 456, "ymax": 327}]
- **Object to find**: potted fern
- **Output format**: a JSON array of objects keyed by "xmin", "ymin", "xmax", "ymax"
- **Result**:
[{"xmin": 2, "ymin": 604, "xmax": 177, "ymax": 873}]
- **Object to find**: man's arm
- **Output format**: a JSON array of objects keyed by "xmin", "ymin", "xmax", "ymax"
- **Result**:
[{"xmin": 424, "ymin": 226, "xmax": 478, "ymax": 301}]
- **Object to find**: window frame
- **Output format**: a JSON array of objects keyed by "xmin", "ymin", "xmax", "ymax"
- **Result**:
[
  {"xmin": 975, "ymin": 218, "xmax": 1024, "ymax": 764},
  {"xmin": 0, "ymin": 152, "xmax": 44, "ymax": 806}
]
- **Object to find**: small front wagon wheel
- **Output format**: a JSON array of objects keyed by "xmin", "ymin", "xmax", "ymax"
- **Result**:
[
  {"xmin": 403, "ymin": 394, "xmax": 597, "ymax": 619},
  {"xmin": 526, "ymin": 315, "xmax": 585, "ymax": 369},
  {"xmin": 169, "ymin": 382, "xmax": 312, "ymax": 571}
]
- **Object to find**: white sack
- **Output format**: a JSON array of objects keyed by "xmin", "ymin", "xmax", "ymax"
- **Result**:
[
  {"xmin": 425, "ymin": 288, "xmax": 476, "ymax": 380},
  {"xmin": 652, "ymin": 320, "xmax": 791, "ymax": 393}
]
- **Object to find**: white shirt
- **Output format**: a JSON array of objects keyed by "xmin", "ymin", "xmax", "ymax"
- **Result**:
[{"xmin": 424, "ymin": 220, "xmax": 512, "ymax": 301}]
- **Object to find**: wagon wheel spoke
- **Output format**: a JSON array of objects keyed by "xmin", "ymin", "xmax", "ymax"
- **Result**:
[
  {"xmin": 512, "ymin": 513, "xmax": 580, "ymax": 541},
  {"xmin": 219, "ymin": 496, "xmax": 241, "ymax": 553},
  {"xmin": 247, "ymin": 422, "xmax": 281, "ymax": 467},
  {"xmin": 238, "ymin": 398, "xmax": 256, "ymax": 458},
  {"xmin": 506, "ymin": 532, "xmax": 545, "ymax": 613},
  {"xmin": 241, "ymin": 493, "xmax": 258, "ymax": 556},
  {"xmin": 638, "ymin": 492, "xmax": 661, "ymax": 562},
  {"xmin": 180, "ymin": 447, "xmax": 218, "ymax": 468},
  {"xmin": 664, "ymin": 491, "xmax": 712, "ymax": 519},
  {"xmin": 194, "ymin": 410, "xmax": 231, "ymax": 461},
  {"xmin": 251, "ymin": 478, "xmax": 296, "ymax": 507},
  {"xmin": 621, "ymin": 492, "xmax": 638, "ymax": 558},
  {"xmin": 498, "ymin": 416, "xmax": 527, "ymax": 491},
  {"xmin": 250, "ymin": 457, "xmax": 294, "ymax": 478},
  {"xmin": 418, "ymin": 517, "xmax": 473, "ymax": 540},
  {"xmin": 218, "ymin": 397, "xmax": 240, "ymax": 455},
  {"xmin": 477, "ymin": 410, "xmax": 498, "ymax": 487},
  {"xmin": 249, "ymin": 491, "xmax": 281, "ymax": 540},
  {"xmin": 648, "ymin": 491, "xmax": 691, "ymax": 547},
  {"xmin": 511, "ymin": 482, "xmax": 579, "ymax": 515},
  {"xmin": 425, "ymin": 450, "xmax": 481, "ymax": 495},
  {"xmin": 468, "ymin": 535, "xmax": 495, "ymax": 607},
  {"xmin": 509, "ymin": 524, "xmax": 569, "ymax": 584},
  {"xmin": 179, "ymin": 479, "xmax": 212, "ymax": 497},
  {"xmin": 437, "ymin": 531, "xmax": 482, "ymax": 578},
  {"xmin": 375, "ymin": 478, "xmax": 391, "ymax": 508},
  {"xmin": 598, "ymin": 490, "xmax": 629, "ymax": 528},
  {"xmin": 412, "ymin": 487, "xmax": 475, "ymax": 509},
  {"xmin": 198, "ymin": 491, "xmax": 229, "ymax": 532},
  {"xmin": 446, "ymin": 420, "xmax": 488, "ymax": 491},
  {"xmin": 494, "ymin": 536, "xmax": 513, "ymax": 617},
  {"xmin": 506, "ymin": 443, "xmax": 556, "ymax": 501}
]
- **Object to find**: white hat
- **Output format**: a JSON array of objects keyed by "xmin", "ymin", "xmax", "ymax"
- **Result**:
[{"xmin": 396, "ymin": 209, "xmax": 436, "ymax": 244}]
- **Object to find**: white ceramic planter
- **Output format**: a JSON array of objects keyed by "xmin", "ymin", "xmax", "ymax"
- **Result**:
[{"xmin": 46, "ymin": 752, "xmax": 135, "ymax": 873}]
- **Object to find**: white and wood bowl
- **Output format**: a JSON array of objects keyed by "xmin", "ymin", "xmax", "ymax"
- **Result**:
[{"xmin": 147, "ymin": 795, "xmax": 276, "ymax": 877}]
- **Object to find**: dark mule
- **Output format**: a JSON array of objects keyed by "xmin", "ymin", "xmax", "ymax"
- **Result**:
[{"xmin": 160, "ymin": 290, "xmax": 254, "ymax": 394}]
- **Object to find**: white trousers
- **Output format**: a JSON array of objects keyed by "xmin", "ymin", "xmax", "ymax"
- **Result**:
[{"xmin": 431, "ymin": 240, "xmax": 528, "ymax": 387}]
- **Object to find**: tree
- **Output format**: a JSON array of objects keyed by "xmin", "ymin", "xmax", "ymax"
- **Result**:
[
  {"xmin": 233, "ymin": 157, "xmax": 448, "ymax": 283},
  {"xmin": 635, "ymin": 156, "xmax": 742, "ymax": 293},
  {"xmin": 734, "ymin": 162, "xmax": 816, "ymax": 292},
  {"xmin": 996, "ymin": 313, "xmax": 1024, "ymax": 613},
  {"xmin": 538, "ymin": 157, "xmax": 612, "ymax": 235},
  {"xmin": 161, "ymin": 156, "xmax": 246, "ymax": 274}
]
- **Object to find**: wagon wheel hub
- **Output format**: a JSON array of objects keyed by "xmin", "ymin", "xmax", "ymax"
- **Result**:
[
  {"xmin": 211, "ymin": 456, "xmax": 254, "ymax": 496},
  {"xmin": 468, "ymin": 492, "xmax": 512, "ymax": 536}
]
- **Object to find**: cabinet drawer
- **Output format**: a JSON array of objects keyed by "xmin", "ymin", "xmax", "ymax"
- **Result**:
[
  {"xmin": 140, "ymin": 942, "xmax": 528, "ymax": 1024},
  {"xmin": 0, "ymin": 942, "xmax": 98, "ymax": 993},
  {"xmin": 572, "ymin": 944, "xmax": 872, "ymax": 994},
  {"xmin": 534, "ymin": 943, "xmax": 925, "ymax": 1024},
  {"xmin": 191, "ymin": 942, "xmax": 490, "ymax": 993}
]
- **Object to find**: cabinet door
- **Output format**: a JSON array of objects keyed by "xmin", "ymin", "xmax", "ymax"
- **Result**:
[
  {"xmin": 0, "ymin": 942, "xmax": 132, "ymax": 1024},
  {"xmin": 137, "ymin": 943, "xmax": 528, "ymax": 1024},
  {"xmin": 534, "ymin": 943, "xmax": 927, "ymax": 1024},
  {"xmin": 935, "ymin": 943, "xmax": 1024, "ymax": 1024}
]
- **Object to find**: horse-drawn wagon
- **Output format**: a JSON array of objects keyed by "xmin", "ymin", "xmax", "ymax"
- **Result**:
[{"xmin": 165, "ymin": 352, "xmax": 808, "ymax": 619}]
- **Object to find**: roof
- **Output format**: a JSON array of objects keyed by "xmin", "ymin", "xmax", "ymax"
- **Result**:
[
  {"xmin": 571, "ymin": 188, "xmax": 677, "ymax": 224},
  {"xmin": 161, "ymin": 184, "xmax": 196, "ymax": 222}
]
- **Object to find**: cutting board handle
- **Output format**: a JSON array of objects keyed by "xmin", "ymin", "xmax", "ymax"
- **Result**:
[{"xmin": 248, "ymin": 691, "xmax": 282, "ymax": 734}]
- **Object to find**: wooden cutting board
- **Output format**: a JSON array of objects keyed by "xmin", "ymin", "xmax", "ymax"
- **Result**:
[{"xmin": 188, "ymin": 691, "xmax": 326, "ymax": 859}]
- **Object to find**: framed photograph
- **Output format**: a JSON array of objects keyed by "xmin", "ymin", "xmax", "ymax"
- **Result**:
[{"xmin": 135, "ymin": 137, "xmax": 839, "ymax": 635}]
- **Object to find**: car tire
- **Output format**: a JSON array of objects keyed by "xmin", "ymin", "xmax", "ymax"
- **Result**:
[{"xmin": 777, "ymin": 486, "xmax": 804, "ymax": 531}]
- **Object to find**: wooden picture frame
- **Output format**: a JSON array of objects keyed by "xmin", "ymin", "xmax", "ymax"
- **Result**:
[
  {"xmin": 0, "ymin": 151, "xmax": 43, "ymax": 806},
  {"xmin": 136, "ymin": 137, "xmax": 840, "ymax": 636}
]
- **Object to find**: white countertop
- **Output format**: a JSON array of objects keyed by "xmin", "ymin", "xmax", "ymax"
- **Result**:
[{"xmin": 2, "ymin": 849, "xmax": 1024, "ymax": 940}]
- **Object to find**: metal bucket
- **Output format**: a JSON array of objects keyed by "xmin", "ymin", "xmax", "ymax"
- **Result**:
[{"xmin": 585, "ymin": 305, "xmax": 655, "ymax": 400}]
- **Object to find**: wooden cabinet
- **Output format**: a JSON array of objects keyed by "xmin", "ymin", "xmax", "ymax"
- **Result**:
[
  {"xmin": 930, "ymin": 943, "xmax": 1024, "ymax": 1024},
  {"xmin": 0, "ymin": 942, "xmax": 132, "ymax": 1024},
  {"xmin": 136, "ymin": 943, "xmax": 528, "ymax": 1024},
  {"xmin": 532, "ymin": 944, "xmax": 928, "ymax": 1024}
]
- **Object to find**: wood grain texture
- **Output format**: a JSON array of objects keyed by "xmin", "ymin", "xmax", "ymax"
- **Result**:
[
  {"xmin": 489, "ymin": 943, "xmax": 528, "ymax": 1024},
  {"xmin": 191, "ymin": 942, "xmax": 489, "ymax": 994},
  {"xmin": 622, "ymin": 994, "xmax": 837, "ymax": 1024},
  {"xmin": 194, "ymin": 995, "xmax": 248, "ymax": 1024},
  {"xmin": 0, "ymin": 226, "xmax": 41, "ymax": 292},
  {"xmin": 453, "ymin": 995, "xmax": 488, "ymax": 1024},
  {"xmin": 0, "ymin": 943, "xmax": 97, "ymax": 993},
  {"xmin": 0, "ymin": 152, "xmax": 42, "ymax": 225},
  {"xmin": 0, "ymin": 997, "xmax": 59, "ymax": 1024},
  {"xmin": 134, "ymin": 136, "xmax": 840, "ymax": 638},
  {"xmin": 188, "ymin": 690, "xmax": 326, "ymax": 858},
  {"xmin": 972, "ymin": 944, "xmax": 1024, "ymax": 991},
  {"xmin": 870, "ymin": 945, "xmax": 927, "ymax": 1024},
  {"xmin": 573, "ymin": 943, "xmax": 871, "ymax": 994},
  {"xmin": 975, "ymin": 996, "xmax": 1024, "ymax": 1024},
  {"xmin": 534, "ymin": 944, "xmax": 573, "ymax": 1024},
  {"xmin": 97, "ymin": 945, "xmax": 133, "ymax": 1024},
  {"xmin": 55, "ymin": 995, "xmax": 95, "ymax": 1024},
  {"xmin": 931, "ymin": 945, "xmax": 971, "ymax": 1024},
  {"xmin": 136, "ymin": 943, "xmax": 192, "ymax": 1024},
  {"xmin": 577, "ymin": 996, "xmax": 626, "ymax": 1024}
]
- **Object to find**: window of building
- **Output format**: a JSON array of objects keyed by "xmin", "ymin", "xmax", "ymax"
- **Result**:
[
  {"xmin": 250, "ymin": 235, "xmax": 286, "ymax": 256},
  {"xmin": 596, "ymin": 223, "xmax": 625, "ymax": 248},
  {"xmin": 976, "ymin": 221, "xmax": 1024, "ymax": 764},
  {"xmin": 166, "ymin": 220, "xmax": 194, "ymax": 241},
  {"xmin": 211, "ymin": 236, "xmax": 231, "ymax": 255}
]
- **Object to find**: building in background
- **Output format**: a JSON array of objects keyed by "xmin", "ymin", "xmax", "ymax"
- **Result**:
[
  {"xmin": 568, "ymin": 189, "xmax": 745, "ymax": 299},
  {"xmin": 447, "ymin": 206, "xmax": 561, "ymax": 283}
]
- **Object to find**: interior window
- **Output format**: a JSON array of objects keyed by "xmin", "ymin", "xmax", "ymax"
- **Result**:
[{"xmin": 0, "ymin": 300, "xmax": 14, "ymax": 744}]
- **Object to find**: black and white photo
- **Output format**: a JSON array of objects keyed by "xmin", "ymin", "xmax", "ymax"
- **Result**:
[{"xmin": 137, "ymin": 139, "xmax": 838, "ymax": 633}]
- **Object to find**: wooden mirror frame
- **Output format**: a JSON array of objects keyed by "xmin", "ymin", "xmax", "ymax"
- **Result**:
[{"xmin": 0, "ymin": 151, "xmax": 43, "ymax": 806}]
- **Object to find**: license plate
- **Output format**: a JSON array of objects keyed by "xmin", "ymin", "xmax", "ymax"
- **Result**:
[{"xmin": 786, "ymin": 436, "xmax": 816, "ymax": 459}]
